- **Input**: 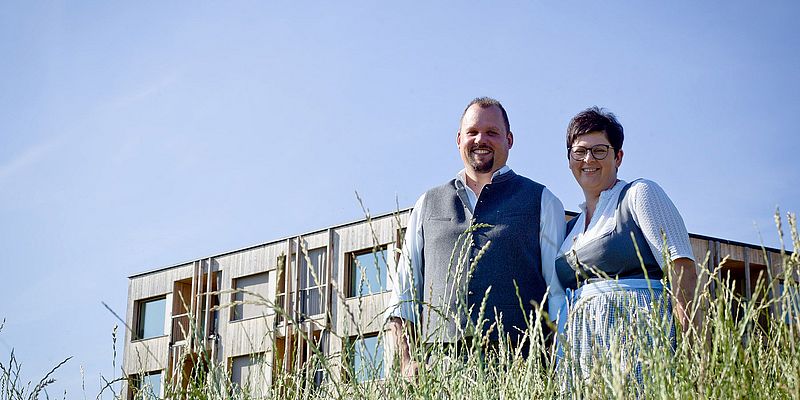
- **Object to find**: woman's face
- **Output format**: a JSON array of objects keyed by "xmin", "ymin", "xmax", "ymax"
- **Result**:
[{"xmin": 568, "ymin": 131, "xmax": 623, "ymax": 198}]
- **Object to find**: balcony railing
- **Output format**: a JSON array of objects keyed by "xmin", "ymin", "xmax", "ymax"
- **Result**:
[
  {"xmin": 275, "ymin": 293, "xmax": 291, "ymax": 325},
  {"xmin": 171, "ymin": 313, "xmax": 190, "ymax": 343},
  {"xmin": 275, "ymin": 287, "xmax": 324, "ymax": 325},
  {"xmin": 300, "ymin": 286, "xmax": 325, "ymax": 317}
]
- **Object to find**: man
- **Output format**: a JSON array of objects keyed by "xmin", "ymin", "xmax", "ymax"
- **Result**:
[{"xmin": 386, "ymin": 97, "xmax": 566, "ymax": 377}]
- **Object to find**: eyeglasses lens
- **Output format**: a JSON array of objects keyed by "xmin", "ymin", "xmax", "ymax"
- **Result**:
[
  {"xmin": 570, "ymin": 145, "xmax": 610, "ymax": 161},
  {"xmin": 592, "ymin": 147, "xmax": 608, "ymax": 159}
]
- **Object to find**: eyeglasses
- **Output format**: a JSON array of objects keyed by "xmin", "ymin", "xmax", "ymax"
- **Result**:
[{"xmin": 568, "ymin": 144, "xmax": 613, "ymax": 161}]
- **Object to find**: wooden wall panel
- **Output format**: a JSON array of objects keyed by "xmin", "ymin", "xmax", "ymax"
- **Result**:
[
  {"xmin": 746, "ymin": 247, "xmax": 770, "ymax": 266},
  {"xmin": 124, "ymin": 264, "xmax": 194, "ymax": 371},
  {"xmin": 123, "ymin": 336, "xmax": 170, "ymax": 373},
  {"xmin": 300, "ymin": 231, "xmax": 328, "ymax": 250},
  {"xmin": 338, "ymin": 292, "xmax": 392, "ymax": 336},
  {"xmin": 129, "ymin": 263, "xmax": 195, "ymax": 300},
  {"xmin": 719, "ymin": 243, "xmax": 744, "ymax": 262},
  {"xmin": 689, "ymin": 238, "xmax": 710, "ymax": 267},
  {"xmin": 223, "ymin": 316, "xmax": 276, "ymax": 357},
  {"xmin": 216, "ymin": 246, "xmax": 271, "ymax": 280}
]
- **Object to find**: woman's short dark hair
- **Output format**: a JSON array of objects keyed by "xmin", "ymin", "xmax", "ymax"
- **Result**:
[{"xmin": 566, "ymin": 107, "xmax": 624, "ymax": 155}]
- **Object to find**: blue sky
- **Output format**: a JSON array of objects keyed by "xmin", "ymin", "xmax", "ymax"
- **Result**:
[{"xmin": 1, "ymin": 1, "xmax": 798, "ymax": 397}]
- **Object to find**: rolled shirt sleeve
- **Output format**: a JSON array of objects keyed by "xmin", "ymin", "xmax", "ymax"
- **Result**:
[
  {"xmin": 385, "ymin": 194, "xmax": 425, "ymax": 324},
  {"xmin": 540, "ymin": 188, "xmax": 567, "ymax": 321}
]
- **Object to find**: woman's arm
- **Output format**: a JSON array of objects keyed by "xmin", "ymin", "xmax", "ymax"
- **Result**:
[
  {"xmin": 669, "ymin": 257, "xmax": 700, "ymax": 334},
  {"xmin": 628, "ymin": 180, "xmax": 701, "ymax": 333}
]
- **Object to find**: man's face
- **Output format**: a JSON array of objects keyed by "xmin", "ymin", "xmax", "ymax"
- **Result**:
[{"xmin": 457, "ymin": 104, "xmax": 513, "ymax": 175}]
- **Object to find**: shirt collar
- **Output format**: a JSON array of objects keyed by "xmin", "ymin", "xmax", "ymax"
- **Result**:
[
  {"xmin": 456, "ymin": 165, "xmax": 511, "ymax": 188},
  {"xmin": 577, "ymin": 179, "xmax": 628, "ymax": 212}
]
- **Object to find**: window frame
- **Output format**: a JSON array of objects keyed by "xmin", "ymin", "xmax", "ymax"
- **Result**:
[
  {"xmin": 299, "ymin": 246, "xmax": 328, "ymax": 317},
  {"xmin": 128, "ymin": 370, "xmax": 162, "ymax": 400},
  {"xmin": 345, "ymin": 334, "xmax": 385, "ymax": 383},
  {"xmin": 230, "ymin": 272, "xmax": 271, "ymax": 323},
  {"xmin": 133, "ymin": 295, "xmax": 167, "ymax": 341},
  {"xmin": 229, "ymin": 352, "xmax": 269, "ymax": 394},
  {"xmin": 346, "ymin": 245, "xmax": 391, "ymax": 298}
]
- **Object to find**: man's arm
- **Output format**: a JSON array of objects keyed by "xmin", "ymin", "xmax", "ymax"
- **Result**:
[
  {"xmin": 387, "ymin": 316, "xmax": 419, "ymax": 379},
  {"xmin": 386, "ymin": 194, "xmax": 425, "ymax": 378},
  {"xmin": 539, "ymin": 188, "xmax": 567, "ymax": 321}
]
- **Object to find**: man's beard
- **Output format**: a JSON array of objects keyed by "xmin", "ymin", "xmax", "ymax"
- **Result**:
[{"xmin": 469, "ymin": 152, "xmax": 494, "ymax": 173}]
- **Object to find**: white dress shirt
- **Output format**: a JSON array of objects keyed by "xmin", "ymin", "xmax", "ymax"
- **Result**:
[
  {"xmin": 387, "ymin": 165, "xmax": 567, "ymax": 324},
  {"xmin": 558, "ymin": 179, "xmax": 695, "ymax": 271}
]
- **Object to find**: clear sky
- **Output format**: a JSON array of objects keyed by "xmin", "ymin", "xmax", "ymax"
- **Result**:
[{"xmin": 1, "ymin": 1, "xmax": 798, "ymax": 397}]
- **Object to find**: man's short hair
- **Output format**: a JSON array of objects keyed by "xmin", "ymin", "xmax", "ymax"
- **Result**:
[
  {"xmin": 566, "ymin": 106, "xmax": 624, "ymax": 153},
  {"xmin": 461, "ymin": 97, "xmax": 511, "ymax": 132}
]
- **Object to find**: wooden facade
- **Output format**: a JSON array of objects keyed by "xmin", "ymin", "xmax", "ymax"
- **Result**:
[{"xmin": 122, "ymin": 209, "xmax": 786, "ymax": 397}]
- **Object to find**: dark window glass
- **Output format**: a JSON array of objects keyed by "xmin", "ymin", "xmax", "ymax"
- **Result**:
[
  {"xmin": 130, "ymin": 371, "xmax": 161, "ymax": 400},
  {"xmin": 232, "ymin": 273, "xmax": 269, "ymax": 321},
  {"xmin": 349, "ymin": 248, "xmax": 388, "ymax": 297},
  {"xmin": 349, "ymin": 335, "xmax": 384, "ymax": 382},
  {"xmin": 136, "ymin": 298, "xmax": 165, "ymax": 339},
  {"xmin": 231, "ymin": 353, "xmax": 268, "ymax": 394}
]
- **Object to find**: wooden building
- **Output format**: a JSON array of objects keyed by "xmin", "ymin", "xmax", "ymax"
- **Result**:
[{"xmin": 122, "ymin": 209, "xmax": 786, "ymax": 398}]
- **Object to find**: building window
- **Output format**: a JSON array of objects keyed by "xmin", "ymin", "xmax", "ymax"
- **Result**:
[
  {"xmin": 275, "ymin": 254, "xmax": 290, "ymax": 325},
  {"xmin": 231, "ymin": 273, "xmax": 270, "ymax": 321},
  {"xmin": 348, "ymin": 247, "xmax": 389, "ymax": 297},
  {"xmin": 777, "ymin": 280, "xmax": 800, "ymax": 324},
  {"xmin": 135, "ymin": 297, "xmax": 166, "ymax": 340},
  {"xmin": 299, "ymin": 247, "xmax": 327, "ymax": 316},
  {"xmin": 230, "ymin": 353, "xmax": 269, "ymax": 395},
  {"xmin": 347, "ymin": 335, "xmax": 384, "ymax": 382},
  {"xmin": 129, "ymin": 371, "xmax": 162, "ymax": 400}
]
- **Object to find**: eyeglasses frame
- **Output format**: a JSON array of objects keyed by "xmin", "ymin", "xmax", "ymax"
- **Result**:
[{"xmin": 567, "ymin": 144, "xmax": 615, "ymax": 161}]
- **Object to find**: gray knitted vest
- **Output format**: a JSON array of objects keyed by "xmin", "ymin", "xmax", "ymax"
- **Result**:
[
  {"xmin": 420, "ymin": 170, "xmax": 545, "ymax": 343},
  {"xmin": 555, "ymin": 180, "xmax": 663, "ymax": 290}
]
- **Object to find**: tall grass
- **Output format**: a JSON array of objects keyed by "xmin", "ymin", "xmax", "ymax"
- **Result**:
[{"xmin": 4, "ymin": 212, "xmax": 800, "ymax": 399}]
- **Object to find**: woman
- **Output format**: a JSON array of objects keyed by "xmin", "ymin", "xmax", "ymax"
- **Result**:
[{"xmin": 554, "ymin": 107, "xmax": 699, "ymax": 384}]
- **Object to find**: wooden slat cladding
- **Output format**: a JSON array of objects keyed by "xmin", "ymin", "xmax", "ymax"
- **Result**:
[
  {"xmin": 225, "ymin": 315, "xmax": 276, "ymax": 357},
  {"xmin": 124, "ymin": 336, "xmax": 169, "ymax": 373}
]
